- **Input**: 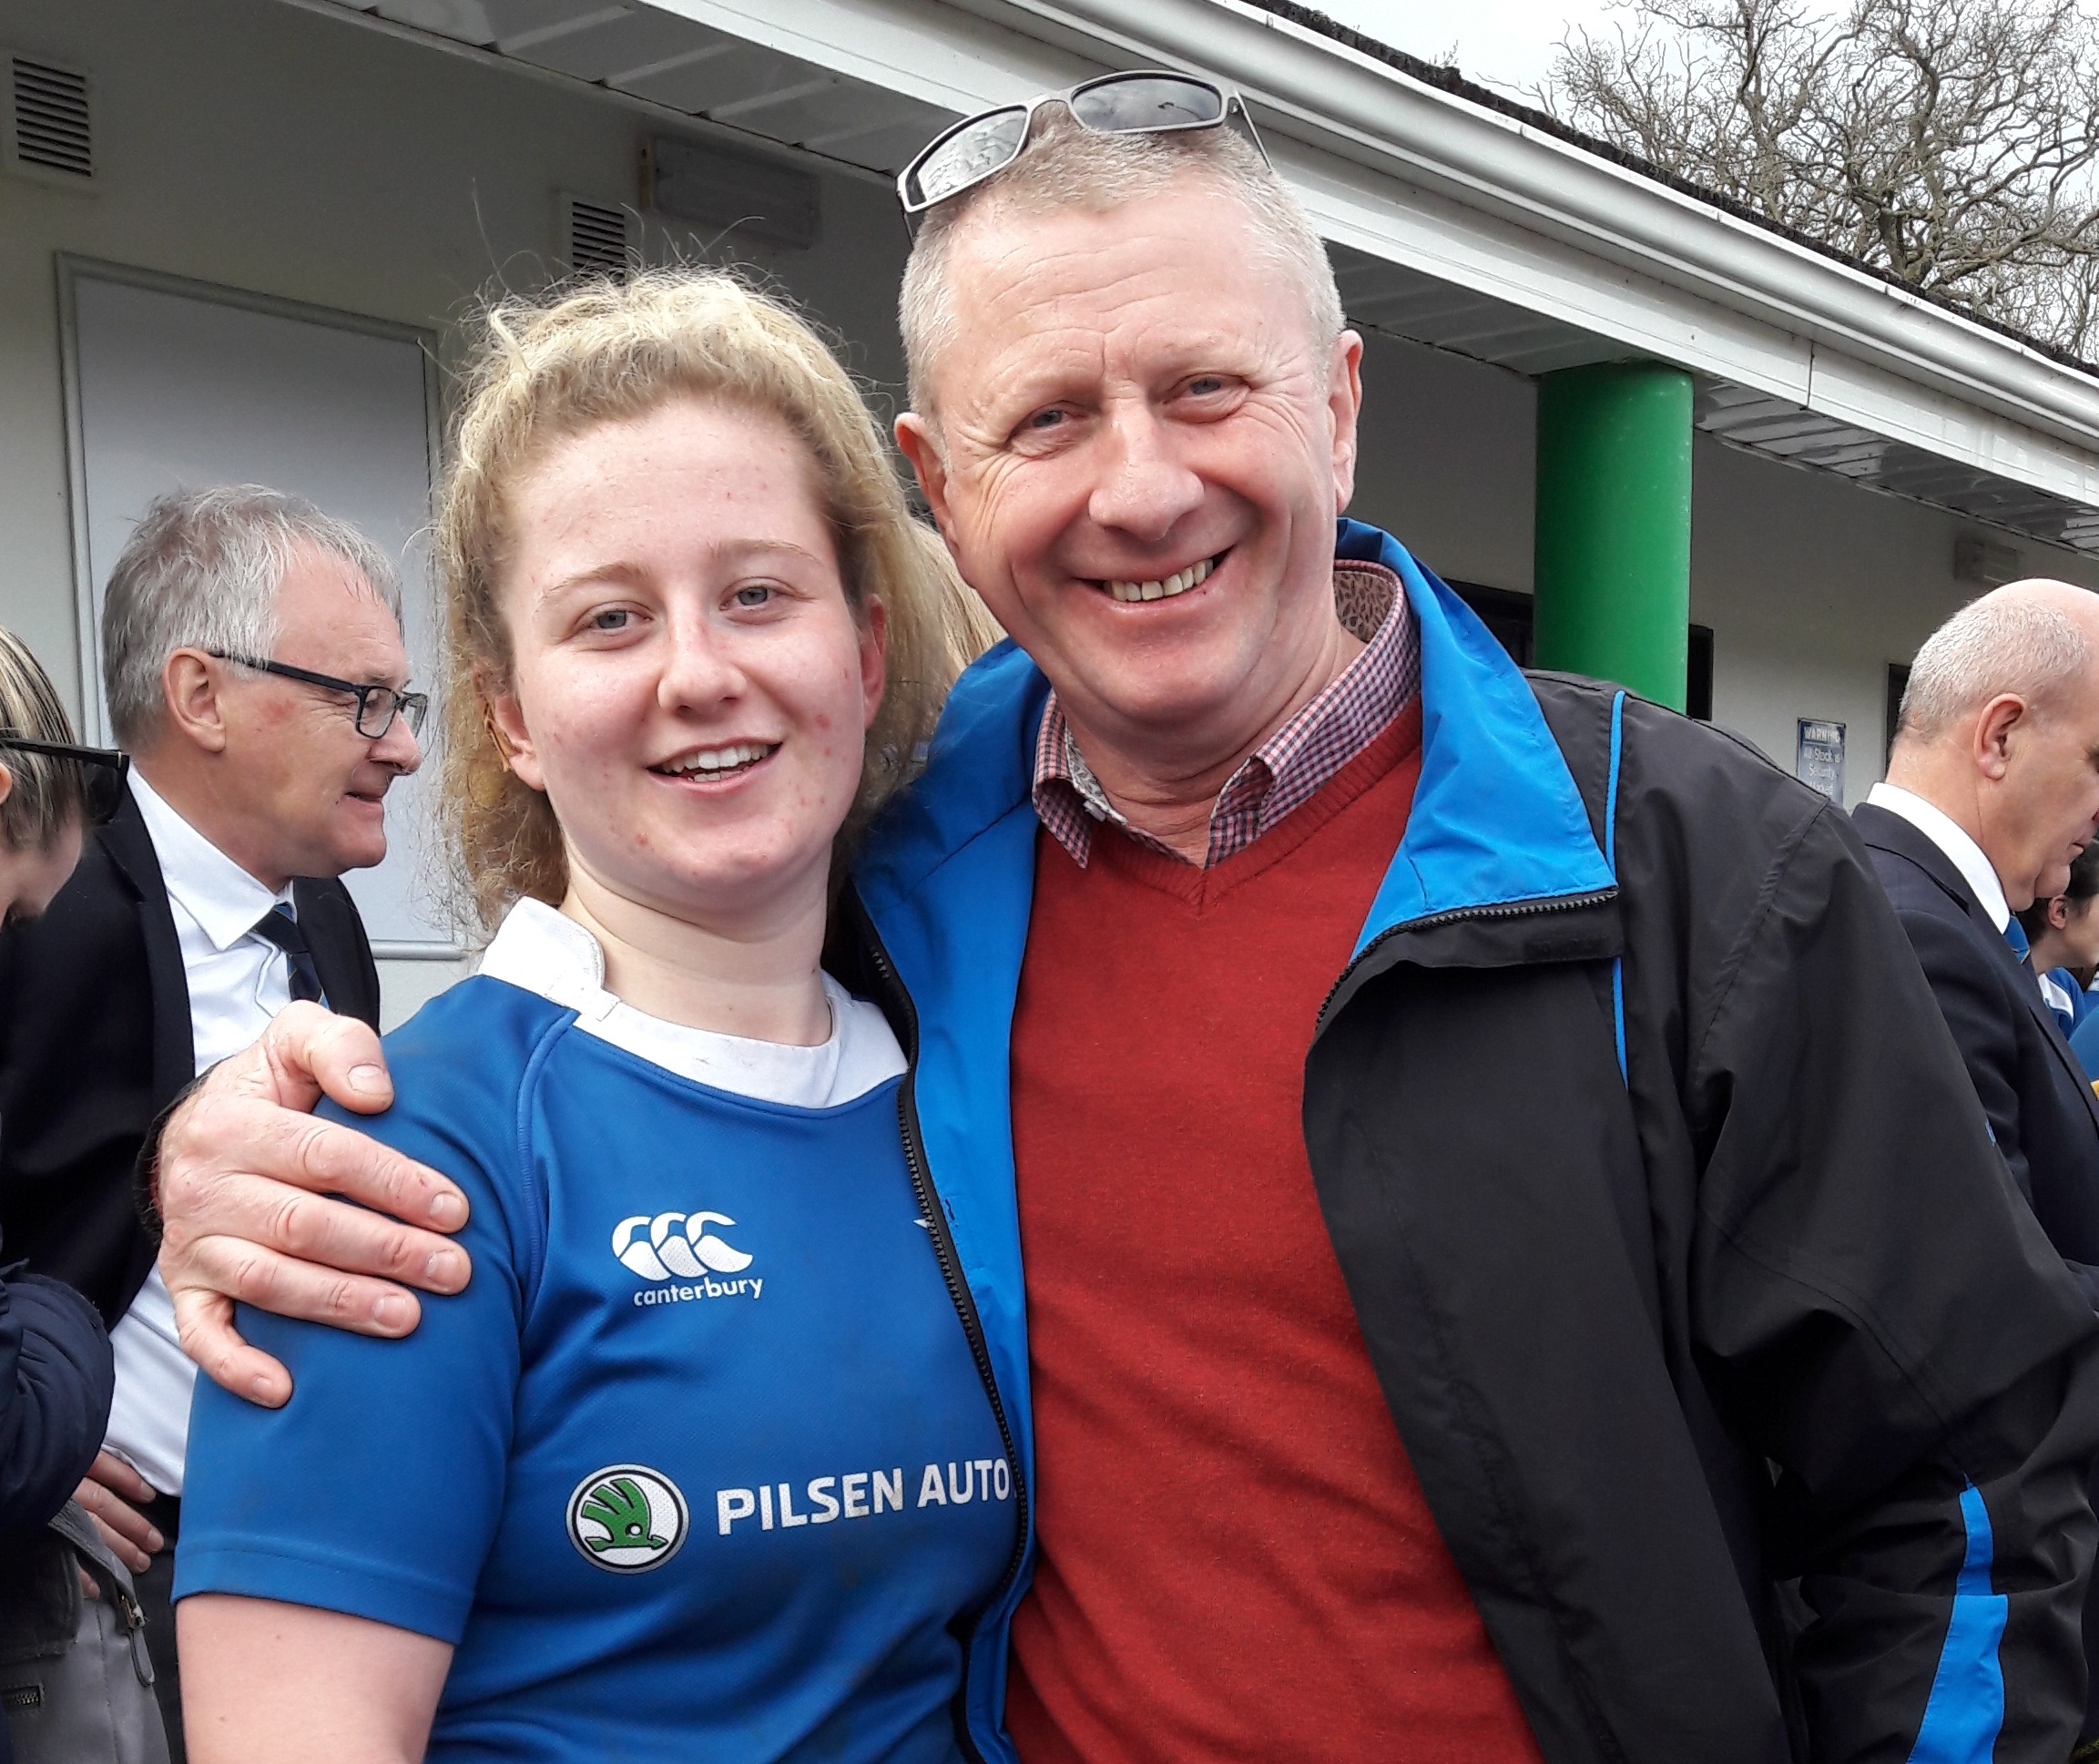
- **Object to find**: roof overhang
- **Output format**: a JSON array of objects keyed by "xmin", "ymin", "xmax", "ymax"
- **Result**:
[{"xmin": 313, "ymin": 0, "xmax": 2099, "ymax": 551}]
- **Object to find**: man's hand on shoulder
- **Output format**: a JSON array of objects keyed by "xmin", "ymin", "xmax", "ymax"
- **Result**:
[{"xmin": 156, "ymin": 1001, "xmax": 472, "ymax": 1409}]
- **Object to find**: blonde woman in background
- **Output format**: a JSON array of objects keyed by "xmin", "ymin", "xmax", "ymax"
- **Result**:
[
  {"xmin": 0, "ymin": 626, "xmax": 160, "ymax": 1758},
  {"xmin": 0, "ymin": 625, "xmax": 129, "ymax": 1539},
  {"xmin": 0, "ymin": 626, "xmax": 126, "ymax": 927},
  {"xmin": 174, "ymin": 272, "xmax": 1013, "ymax": 1763}
]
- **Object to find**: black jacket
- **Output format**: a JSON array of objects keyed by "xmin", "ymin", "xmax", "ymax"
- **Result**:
[
  {"xmin": 0, "ymin": 789, "xmax": 381, "ymax": 1327},
  {"xmin": 0, "ymin": 1256, "xmax": 114, "ymax": 1764},
  {"xmin": 842, "ymin": 523, "xmax": 2099, "ymax": 1764},
  {"xmin": 1310, "ymin": 678, "xmax": 2099, "ymax": 1763},
  {"xmin": 1856, "ymin": 801, "xmax": 2099, "ymax": 1306},
  {"xmin": 0, "ymin": 1259, "xmax": 111, "ymax": 1540}
]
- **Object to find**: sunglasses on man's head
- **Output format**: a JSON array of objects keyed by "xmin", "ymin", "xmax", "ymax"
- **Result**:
[
  {"xmin": 0, "ymin": 736, "xmax": 132, "ymax": 828},
  {"xmin": 897, "ymin": 71, "xmax": 1269, "ymax": 225}
]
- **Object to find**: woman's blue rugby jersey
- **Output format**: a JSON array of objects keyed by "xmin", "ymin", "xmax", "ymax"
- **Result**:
[{"xmin": 178, "ymin": 908, "xmax": 1014, "ymax": 1761}]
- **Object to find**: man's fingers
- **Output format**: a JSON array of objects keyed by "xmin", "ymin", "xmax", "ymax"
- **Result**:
[
  {"xmin": 164, "ymin": 1088, "xmax": 465, "ymax": 1234},
  {"xmin": 87, "ymin": 1513, "xmax": 152, "ymax": 1574},
  {"xmin": 170, "ymin": 1286, "xmax": 294, "ymax": 1408},
  {"xmin": 172, "ymin": 1001, "xmax": 352, "ymax": 1121},
  {"xmin": 87, "ymin": 1449, "xmax": 156, "ymax": 1505},
  {"xmin": 91, "ymin": 1498, "xmax": 159, "ymax": 1559},
  {"xmin": 158, "ymin": 1000, "xmax": 467, "ymax": 1240},
  {"xmin": 285, "ymin": 1111, "xmax": 466, "ymax": 1233},
  {"xmin": 182, "ymin": 1234, "xmax": 430, "ymax": 1338},
  {"xmin": 256, "ymin": 1001, "xmax": 393, "ymax": 1116},
  {"xmin": 73, "ymin": 1479, "xmax": 159, "ymax": 1569},
  {"xmin": 162, "ymin": 1164, "xmax": 467, "ymax": 1293},
  {"xmin": 151, "ymin": 1004, "xmax": 468, "ymax": 1361}
]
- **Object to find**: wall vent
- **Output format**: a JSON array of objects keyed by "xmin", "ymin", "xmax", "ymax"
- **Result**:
[
  {"xmin": 6, "ymin": 54, "xmax": 91, "ymax": 184},
  {"xmin": 561, "ymin": 194, "xmax": 639, "ymax": 280}
]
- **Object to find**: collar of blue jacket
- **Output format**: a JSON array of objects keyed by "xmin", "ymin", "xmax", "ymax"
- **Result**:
[{"xmin": 846, "ymin": 519, "xmax": 1616, "ymax": 1762}]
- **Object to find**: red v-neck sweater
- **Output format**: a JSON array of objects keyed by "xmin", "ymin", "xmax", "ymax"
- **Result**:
[{"xmin": 1003, "ymin": 700, "xmax": 1543, "ymax": 1763}]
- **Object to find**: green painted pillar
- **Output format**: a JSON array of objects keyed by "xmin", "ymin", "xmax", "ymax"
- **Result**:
[{"xmin": 1533, "ymin": 362, "xmax": 1694, "ymax": 710}]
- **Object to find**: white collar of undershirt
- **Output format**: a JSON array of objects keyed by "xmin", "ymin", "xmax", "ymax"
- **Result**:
[
  {"xmin": 127, "ymin": 770, "xmax": 292, "ymax": 949},
  {"xmin": 1864, "ymin": 780, "xmax": 2012, "ymax": 932},
  {"xmin": 474, "ymin": 896, "xmax": 904, "ymax": 1109}
]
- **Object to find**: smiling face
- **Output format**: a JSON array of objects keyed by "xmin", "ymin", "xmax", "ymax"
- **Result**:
[
  {"xmin": 898, "ymin": 178, "xmax": 1363, "ymax": 779},
  {"xmin": 484, "ymin": 397, "xmax": 885, "ymax": 934}
]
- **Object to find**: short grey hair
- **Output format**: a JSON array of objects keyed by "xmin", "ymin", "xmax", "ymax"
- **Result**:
[
  {"xmin": 899, "ymin": 108, "xmax": 1346, "ymax": 421},
  {"xmin": 1899, "ymin": 586, "xmax": 2094, "ymax": 745},
  {"xmin": 101, "ymin": 485, "xmax": 401, "ymax": 747}
]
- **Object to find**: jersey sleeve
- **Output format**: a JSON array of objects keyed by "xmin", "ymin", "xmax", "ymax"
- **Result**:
[{"xmin": 174, "ymin": 984, "xmax": 565, "ymax": 1644}]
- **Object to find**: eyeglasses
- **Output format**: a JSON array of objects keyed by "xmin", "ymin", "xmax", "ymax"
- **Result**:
[
  {"xmin": 0, "ymin": 737, "xmax": 132, "ymax": 827},
  {"xmin": 208, "ymin": 652, "xmax": 429, "ymax": 740},
  {"xmin": 897, "ymin": 71, "xmax": 1268, "ymax": 224}
]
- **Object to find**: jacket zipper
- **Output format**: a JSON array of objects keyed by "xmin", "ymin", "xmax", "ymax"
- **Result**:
[
  {"xmin": 1313, "ymin": 887, "xmax": 1620, "ymax": 1037},
  {"xmin": 858, "ymin": 918, "xmax": 1031, "ymax": 1762}
]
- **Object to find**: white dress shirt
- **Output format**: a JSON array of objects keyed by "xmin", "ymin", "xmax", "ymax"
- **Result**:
[
  {"xmin": 1863, "ymin": 780, "xmax": 2013, "ymax": 932},
  {"xmin": 105, "ymin": 771, "xmax": 297, "ymax": 1495}
]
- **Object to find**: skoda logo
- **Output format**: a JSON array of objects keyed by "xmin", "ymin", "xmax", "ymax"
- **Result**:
[{"xmin": 566, "ymin": 1465, "xmax": 688, "ymax": 1573}]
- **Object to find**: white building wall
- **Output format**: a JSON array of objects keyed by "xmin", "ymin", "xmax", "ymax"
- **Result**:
[
  {"xmin": 1690, "ymin": 438, "xmax": 2099, "ymax": 800},
  {"xmin": 0, "ymin": 0, "xmax": 910, "ymax": 1021}
]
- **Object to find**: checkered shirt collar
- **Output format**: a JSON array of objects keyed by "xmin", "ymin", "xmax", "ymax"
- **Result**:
[{"xmin": 1031, "ymin": 560, "xmax": 1421, "ymax": 869}]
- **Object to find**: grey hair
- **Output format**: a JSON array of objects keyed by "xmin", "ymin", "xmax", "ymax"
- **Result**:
[
  {"xmin": 0, "ymin": 625, "xmax": 87, "ymax": 851},
  {"xmin": 1899, "ymin": 586, "xmax": 2094, "ymax": 744},
  {"xmin": 100, "ymin": 485, "xmax": 402, "ymax": 747},
  {"xmin": 899, "ymin": 107, "xmax": 1345, "ymax": 422}
]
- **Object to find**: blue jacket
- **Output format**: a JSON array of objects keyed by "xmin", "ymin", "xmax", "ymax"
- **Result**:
[
  {"xmin": 0, "ymin": 1258, "xmax": 112, "ymax": 1541},
  {"xmin": 841, "ymin": 522, "xmax": 2099, "ymax": 1763}
]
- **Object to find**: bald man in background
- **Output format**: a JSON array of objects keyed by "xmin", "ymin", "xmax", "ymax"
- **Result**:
[
  {"xmin": 1859, "ymin": 581, "xmax": 2099, "ymax": 1302},
  {"xmin": 1857, "ymin": 580, "xmax": 2099, "ymax": 1749}
]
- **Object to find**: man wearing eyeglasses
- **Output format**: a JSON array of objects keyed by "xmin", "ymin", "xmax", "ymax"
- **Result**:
[
  {"xmin": 148, "ymin": 83, "xmax": 2099, "ymax": 1764},
  {"xmin": 0, "ymin": 484, "xmax": 420, "ymax": 1754}
]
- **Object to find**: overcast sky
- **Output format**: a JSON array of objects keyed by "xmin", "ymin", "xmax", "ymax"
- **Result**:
[{"xmin": 1309, "ymin": 0, "xmax": 1863, "ymax": 97}]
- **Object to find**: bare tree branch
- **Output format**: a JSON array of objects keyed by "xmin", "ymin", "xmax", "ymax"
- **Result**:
[{"xmin": 1537, "ymin": 0, "xmax": 2099, "ymax": 355}]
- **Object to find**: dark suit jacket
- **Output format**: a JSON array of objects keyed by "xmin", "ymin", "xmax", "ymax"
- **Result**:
[
  {"xmin": 0, "ymin": 790, "xmax": 380, "ymax": 1328},
  {"xmin": 1857, "ymin": 800, "xmax": 2099, "ymax": 1305}
]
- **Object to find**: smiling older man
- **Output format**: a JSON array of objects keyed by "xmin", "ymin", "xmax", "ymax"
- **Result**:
[{"xmin": 147, "ymin": 79, "xmax": 2099, "ymax": 1764}]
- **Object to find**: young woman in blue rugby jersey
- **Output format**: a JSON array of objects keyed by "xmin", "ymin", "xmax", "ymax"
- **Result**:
[{"xmin": 174, "ymin": 272, "xmax": 1015, "ymax": 1762}]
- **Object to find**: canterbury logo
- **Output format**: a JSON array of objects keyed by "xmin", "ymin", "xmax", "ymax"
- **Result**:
[{"xmin": 613, "ymin": 1212, "xmax": 754, "ymax": 1282}]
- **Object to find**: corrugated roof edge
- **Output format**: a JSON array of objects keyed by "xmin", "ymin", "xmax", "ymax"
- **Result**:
[{"xmin": 1242, "ymin": 0, "xmax": 2099, "ymax": 382}]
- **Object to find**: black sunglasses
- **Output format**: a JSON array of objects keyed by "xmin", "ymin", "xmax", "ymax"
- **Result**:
[
  {"xmin": 0, "ymin": 736, "xmax": 132, "ymax": 827},
  {"xmin": 208, "ymin": 651, "xmax": 429, "ymax": 741},
  {"xmin": 897, "ymin": 71, "xmax": 1268, "ymax": 224}
]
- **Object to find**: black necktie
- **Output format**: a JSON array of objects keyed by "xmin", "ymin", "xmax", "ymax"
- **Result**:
[{"xmin": 250, "ymin": 902, "xmax": 327, "ymax": 1006}]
